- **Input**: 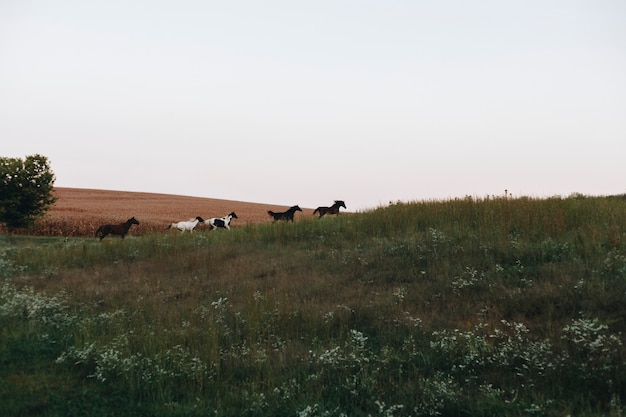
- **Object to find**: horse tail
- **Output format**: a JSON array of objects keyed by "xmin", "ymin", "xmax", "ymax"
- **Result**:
[
  {"xmin": 313, "ymin": 208, "xmax": 319, "ymax": 215},
  {"xmin": 96, "ymin": 225, "xmax": 109, "ymax": 240}
]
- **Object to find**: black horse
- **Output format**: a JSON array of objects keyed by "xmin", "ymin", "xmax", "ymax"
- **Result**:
[
  {"xmin": 313, "ymin": 200, "xmax": 346, "ymax": 218},
  {"xmin": 96, "ymin": 217, "xmax": 139, "ymax": 240},
  {"xmin": 268, "ymin": 205, "xmax": 302, "ymax": 222}
]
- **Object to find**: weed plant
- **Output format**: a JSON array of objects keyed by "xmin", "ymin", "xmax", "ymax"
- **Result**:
[{"xmin": 1, "ymin": 195, "xmax": 625, "ymax": 416}]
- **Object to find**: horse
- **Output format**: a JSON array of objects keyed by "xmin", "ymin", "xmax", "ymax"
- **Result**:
[
  {"xmin": 166, "ymin": 216, "xmax": 204, "ymax": 233},
  {"xmin": 267, "ymin": 205, "xmax": 302, "ymax": 222},
  {"xmin": 96, "ymin": 217, "xmax": 139, "ymax": 240},
  {"xmin": 205, "ymin": 212, "xmax": 238, "ymax": 230},
  {"xmin": 313, "ymin": 200, "xmax": 346, "ymax": 218}
]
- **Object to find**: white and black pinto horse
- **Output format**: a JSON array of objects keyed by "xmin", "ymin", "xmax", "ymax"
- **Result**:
[
  {"xmin": 205, "ymin": 212, "xmax": 238, "ymax": 230},
  {"xmin": 166, "ymin": 216, "xmax": 204, "ymax": 233}
]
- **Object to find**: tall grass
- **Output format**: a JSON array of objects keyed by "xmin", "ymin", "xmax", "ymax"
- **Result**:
[{"xmin": 1, "ymin": 194, "xmax": 625, "ymax": 416}]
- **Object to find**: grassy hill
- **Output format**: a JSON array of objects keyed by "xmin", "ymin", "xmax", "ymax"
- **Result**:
[{"xmin": 1, "ymin": 194, "xmax": 625, "ymax": 416}]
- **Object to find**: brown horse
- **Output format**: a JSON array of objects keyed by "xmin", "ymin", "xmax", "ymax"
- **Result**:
[
  {"xmin": 267, "ymin": 205, "xmax": 302, "ymax": 222},
  {"xmin": 96, "ymin": 217, "xmax": 139, "ymax": 240},
  {"xmin": 313, "ymin": 200, "xmax": 346, "ymax": 218}
]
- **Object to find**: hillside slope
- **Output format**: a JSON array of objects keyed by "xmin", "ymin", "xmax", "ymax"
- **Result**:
[{"xmin": 33, "ymin": 188, "xmax": 315, "ymax": 236}]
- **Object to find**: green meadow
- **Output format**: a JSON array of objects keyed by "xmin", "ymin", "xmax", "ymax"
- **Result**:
[{"xmin": 1, "ymin": 195, "xmax": 625, "ymax": 416}]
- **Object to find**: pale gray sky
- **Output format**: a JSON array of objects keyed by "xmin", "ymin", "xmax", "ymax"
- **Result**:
[{"xmin": 1, "ymin": 1, "xmax": 625, "ymax": 210}]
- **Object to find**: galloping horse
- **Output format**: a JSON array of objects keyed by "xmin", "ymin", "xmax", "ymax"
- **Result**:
[
  {"xmin": 313, "ymin": 200, "xmax": 346, "ymax": 218},
  {"xmin": 205, "ymin": 212, "xmax": 238, "ymax": 230},
  {"xmin": 267, "ymin": 205, "xmax": 302, "ymax": 222},
  {"xmin": 166, "ymin": 216, "xmax": 204, "ymax": 233},
  {"xmin": 96, "ymin": 217, "xmax": 139, "ymax": 240}
]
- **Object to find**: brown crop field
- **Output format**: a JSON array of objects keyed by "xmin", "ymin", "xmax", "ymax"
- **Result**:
[{"xmin": 23, "ymin": 187, "xmax": 316, "ymax": 237}]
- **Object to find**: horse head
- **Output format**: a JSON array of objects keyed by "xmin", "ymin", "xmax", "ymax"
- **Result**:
[
  {"xmin": 195, "ymin": 216, "xmax": 205, "ymax": 222},
  {"xmin": 292, "ymin": 205, "xmax": 302, "ymax": 212},
  {"xmin": 335, "ymin": 200, "xmax": 346, "ymax": 209},
  {"xmin": 229, "ymin": 212, "xmax": 238, "ymax": 219},
  {"xmin": 128, "ymin": 217, "xmax": 140, "ymax": 225}
]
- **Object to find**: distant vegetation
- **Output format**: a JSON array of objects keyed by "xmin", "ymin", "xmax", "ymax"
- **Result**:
[{"xmin": 1, "ymin": 194, "xmax": 625, "ymax": 416}]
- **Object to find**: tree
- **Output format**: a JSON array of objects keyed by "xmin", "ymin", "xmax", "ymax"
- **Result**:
[{"xmin": 0, "ymin": 154, "xmax": 57, "ymax": 234}]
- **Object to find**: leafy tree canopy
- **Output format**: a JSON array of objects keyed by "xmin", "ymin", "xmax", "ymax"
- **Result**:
[{"xmin": 0, "ymin": 154, "xmax": 57, "ymax": 232}]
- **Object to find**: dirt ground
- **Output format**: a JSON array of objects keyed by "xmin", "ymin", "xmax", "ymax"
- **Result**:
[{"xmin": 29, "ymin": 188, "xmax": 316, "ymax": 237}]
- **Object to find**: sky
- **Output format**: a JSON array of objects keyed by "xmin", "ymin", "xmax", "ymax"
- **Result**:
[{"xmin": 1, "ymin": 1, "xmax": 625, "ymax": 211}]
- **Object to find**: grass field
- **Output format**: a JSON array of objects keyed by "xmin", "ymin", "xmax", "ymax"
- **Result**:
[{"xmin": 1, "ymin": 190, "xmax": 625, "ymax": 416}]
